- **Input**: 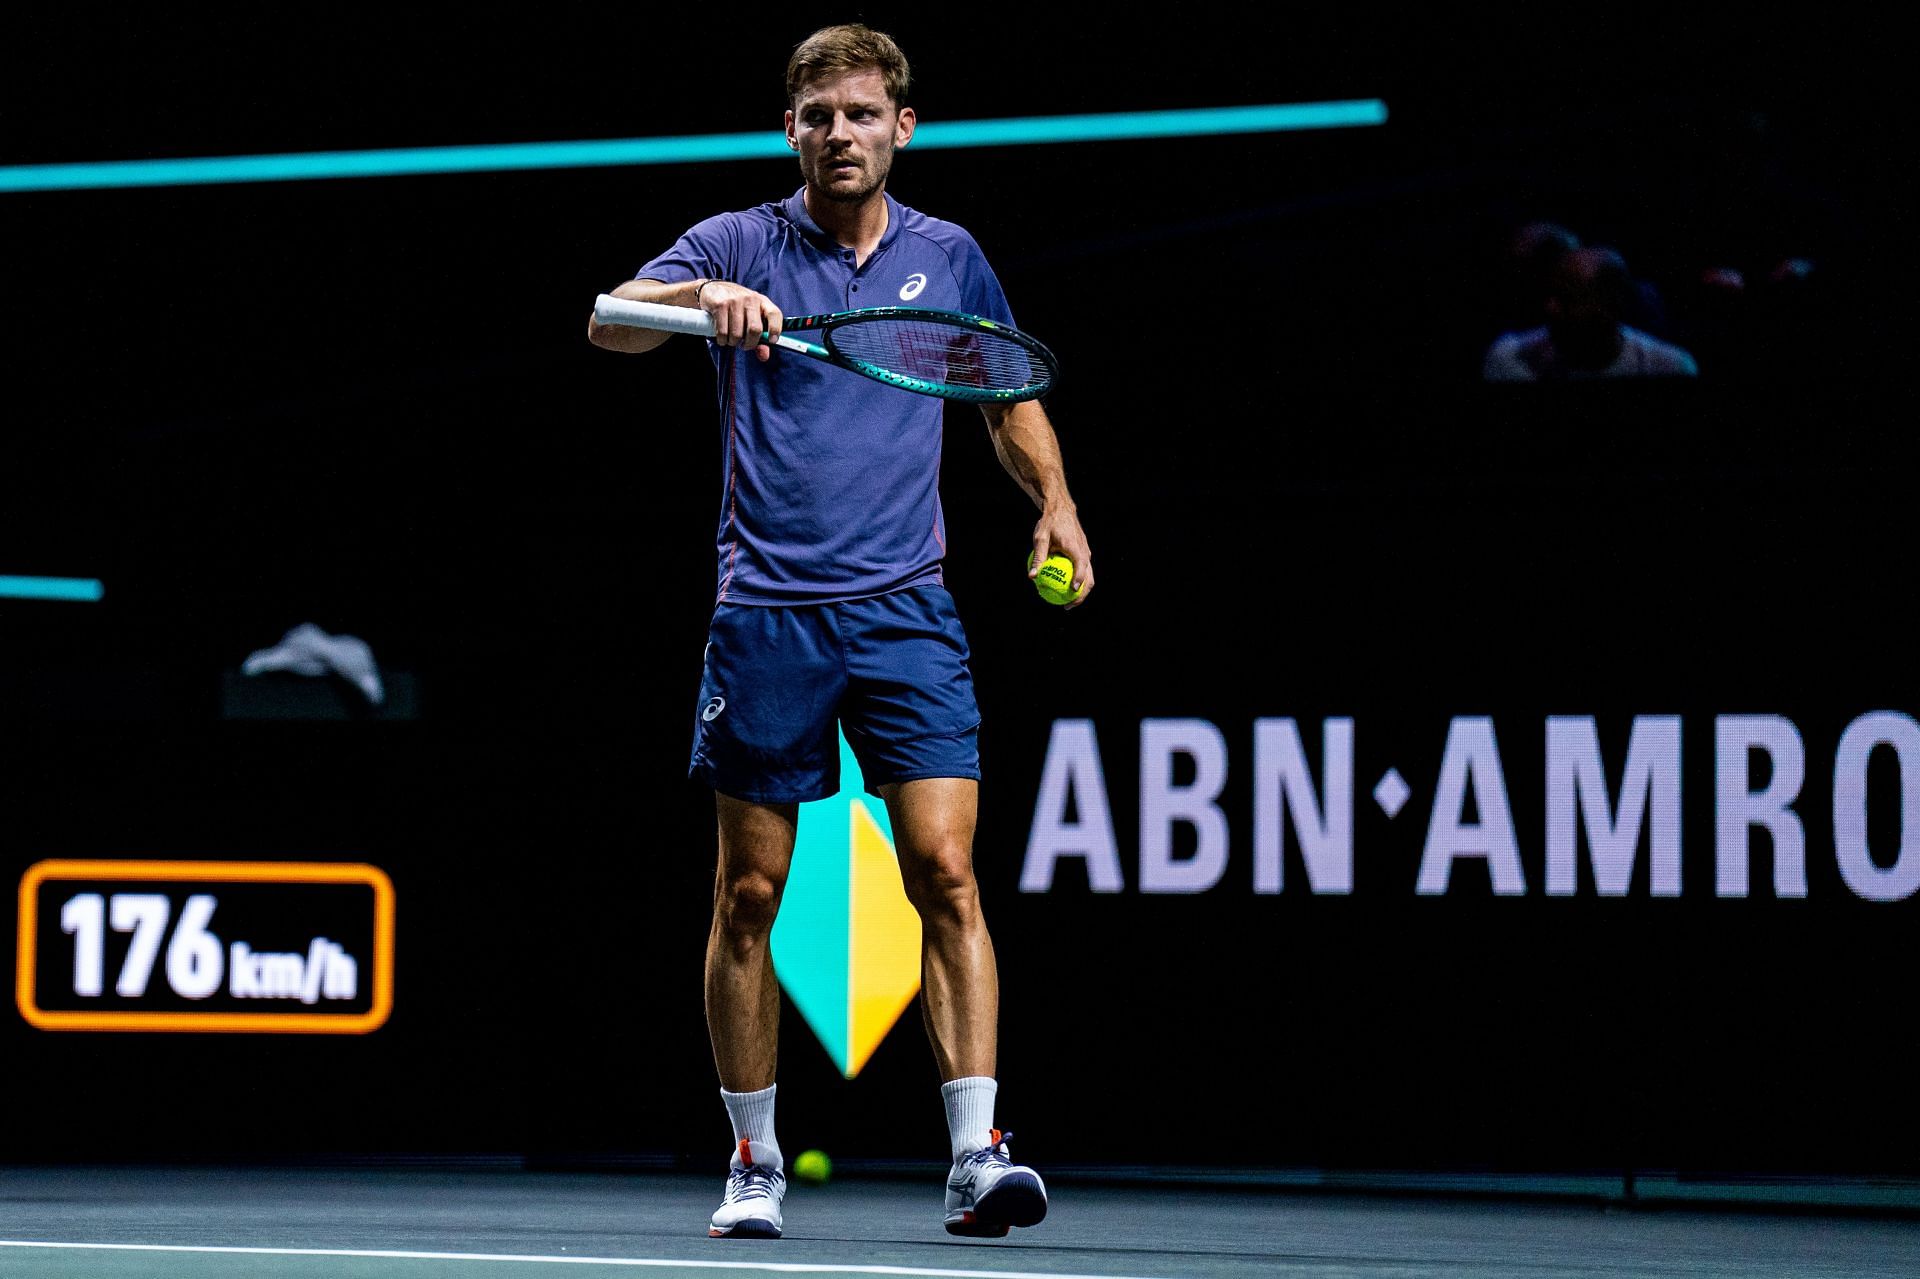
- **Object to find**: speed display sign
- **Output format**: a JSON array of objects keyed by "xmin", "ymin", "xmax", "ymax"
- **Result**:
[{"xmin": 16, "ymin": 860, "xmax": 394, "ymax": 1033}]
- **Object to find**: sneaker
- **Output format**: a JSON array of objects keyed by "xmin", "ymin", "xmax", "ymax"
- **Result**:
[
  {"xmin": 943, "ymin": 1129, "xmax": 1048, "ymax": 1237},
  {"xmin": 710, "ymin": 1139, "xmax": 785, "ymax": 1238}
]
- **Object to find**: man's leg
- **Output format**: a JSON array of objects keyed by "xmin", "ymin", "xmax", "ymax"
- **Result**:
[
  {"xmin": 882, "ymin": 776, "xmax": 1046, "ymax": 1237},
  {"xmin": 880, "ymin": 777, "xmax": 997, "ymax": 1082},
  {"xmin": 705, "ymin": 791, "xmax": 798, "ymax": 1239},
  {"xmin": 706, "ymin": 791, "xmax": 798, "ymax": 1092}
]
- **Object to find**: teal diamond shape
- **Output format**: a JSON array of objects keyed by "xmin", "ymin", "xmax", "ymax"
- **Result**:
[{"xmin": 770, "ymin": 728, "xmax": 897, "ymax": 1076}]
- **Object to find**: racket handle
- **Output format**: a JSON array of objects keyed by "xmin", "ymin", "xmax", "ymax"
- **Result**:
[{"xmin": 593, "ymin": 294, "xmax": 718, "ymax": 337}]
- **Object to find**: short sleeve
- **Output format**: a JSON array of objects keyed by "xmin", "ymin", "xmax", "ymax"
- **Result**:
[
  {"xmin": 1651, "ymin": 340, "xmax": 1699, "ymax": 377},
  {"xmin": 951, "ymin": 232, "xmax": 1016, "ymax": 327},
  {"xmin": 1482, "ymin": 332, "xmax": 1538, "ymax": 382},
  {"xmin": 636, "ymin": 213, "xmax": 741, "ymax": 285}
]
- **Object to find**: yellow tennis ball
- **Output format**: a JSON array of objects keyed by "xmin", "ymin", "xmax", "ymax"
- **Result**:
[
  {"xmin": 1027, "ymin": 551, "xmax": 1078, "ymax": 605},
  {"xmin": 792, "ymin": 1148, "xmax": 831, "ymax": 1184}
]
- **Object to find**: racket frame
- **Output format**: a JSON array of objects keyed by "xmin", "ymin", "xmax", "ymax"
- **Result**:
[{"xmin": 592, "ymin": 295, "xmax": 1056, "ymax": 403}]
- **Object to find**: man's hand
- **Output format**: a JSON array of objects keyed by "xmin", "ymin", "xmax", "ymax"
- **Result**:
[
  {"xmin": 982, "ymin": 398, "xmax": 1092, "ymax": 609},
  {"xmin": 699, "ymin": 282, "xmax": 784, "ymax": 363},
  {"xmin": 1028, "ymin": 506, "xmax": 1094, "ymax": 609}
]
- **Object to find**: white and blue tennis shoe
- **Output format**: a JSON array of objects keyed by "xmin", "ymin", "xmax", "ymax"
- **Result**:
[
  {"xmin": 943, "ymin": 1129, "xmax": 1047, "ymax": 1237},
  {"xmin": 710, "ymin": 1139, "xmax": 785, "ymax": 1239}
]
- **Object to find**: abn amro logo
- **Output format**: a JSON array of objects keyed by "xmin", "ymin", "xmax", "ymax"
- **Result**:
[{"xmin": 768, "ymin": 729, "xmax": 921, "ymax": 1078}]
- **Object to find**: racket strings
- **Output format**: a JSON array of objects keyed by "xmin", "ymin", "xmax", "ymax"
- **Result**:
[{"xmin": 828, "ymin": 319, "xmax": 1041, "ymax": 394}]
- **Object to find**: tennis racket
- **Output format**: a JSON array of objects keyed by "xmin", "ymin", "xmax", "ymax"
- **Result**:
[{"xmin": 593, "ymin": 295, "xmax": 1057, "ymax": 403}]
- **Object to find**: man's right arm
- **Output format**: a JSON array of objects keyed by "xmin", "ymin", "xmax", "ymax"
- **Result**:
[
  {"xmin": 586, "ymin": 279, "xmax": 785, "ymax": 360},
  {"xmin": 586, "ymin": 278, "xmax": 704, "ymax": 354}
]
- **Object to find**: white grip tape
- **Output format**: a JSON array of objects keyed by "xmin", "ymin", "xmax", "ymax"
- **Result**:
[{"xmin": 593, "ymin": 295, "xmax": 717, "ymax": 337}]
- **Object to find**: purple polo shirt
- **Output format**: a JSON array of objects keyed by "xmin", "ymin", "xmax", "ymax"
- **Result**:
[{"xmin": 637, "ymin": 188, "xmax": 1015, "ymax": 605}]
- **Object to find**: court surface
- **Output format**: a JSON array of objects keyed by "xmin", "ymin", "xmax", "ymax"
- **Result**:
[{"xmin": 3, "ymin": 1166, "xmax": 1918, "ymax": 1278}]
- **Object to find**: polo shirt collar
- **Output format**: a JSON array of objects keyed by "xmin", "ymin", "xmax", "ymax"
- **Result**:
[{"xmin": 783, "ymin": 186, "xmax": 904, "ymax": 254}]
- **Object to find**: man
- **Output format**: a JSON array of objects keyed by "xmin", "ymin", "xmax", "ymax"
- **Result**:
[
  {"xmin": 1496, "ymin": 221, "xmax": 1582, "ymax": 335},
  {"xmin": 586, "ymin": 24, "xmax": 1092, "ymax": 1241},
  {"xmin": 1483, "ymin": 246, "xmax": 1698, "ymax": 380}
]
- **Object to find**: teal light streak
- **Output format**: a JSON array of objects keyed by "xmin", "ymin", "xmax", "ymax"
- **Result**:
[
  {"xmin": 0, "ymin": 576, "xmax": 104, "ymax": 602},
  {"xmin": 0, "ymin": 100, "xmax": 1387, "ymax": 194},
  {"xmin": 916, "ymin": 100, "xmax": 1387, "ymax": 149}
]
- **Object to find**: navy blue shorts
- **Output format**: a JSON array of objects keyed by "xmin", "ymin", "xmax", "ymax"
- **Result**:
[{"xmin": 689, "ymin": 584, "xmax": 982, "ymax": 804}]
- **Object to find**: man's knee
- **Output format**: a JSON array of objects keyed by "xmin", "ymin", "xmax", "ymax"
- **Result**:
[
  {"xmin": 716, "ymin": 870, "xmax": 785, "ymax": 941},
  {"xmin": 901, "ymin": 841, "xmax": 980, "ymax": 920}
]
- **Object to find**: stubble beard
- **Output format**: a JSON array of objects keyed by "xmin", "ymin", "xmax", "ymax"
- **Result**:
[{"xmin": 809, "ymin": 147, "xmax": 893, "ymax": 204}]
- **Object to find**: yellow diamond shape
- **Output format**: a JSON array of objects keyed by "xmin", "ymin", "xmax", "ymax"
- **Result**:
[{"xmin": 845, "ymin": 798, "xmax": 922, "ymax": 1078}]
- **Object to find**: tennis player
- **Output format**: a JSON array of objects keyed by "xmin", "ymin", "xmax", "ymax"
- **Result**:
[{"xmin": 587, "ymin": 24, "xmax": 1092, "ymax": 1241}]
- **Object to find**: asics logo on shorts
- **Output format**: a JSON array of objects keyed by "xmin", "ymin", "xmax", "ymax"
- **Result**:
[
  {"xmin": 703, "ymin": 697, "xmax": 727, "ymax": 722},
  {"xmin": 900, "ymin": 273, "xmax": 928, "ymax": 301}
]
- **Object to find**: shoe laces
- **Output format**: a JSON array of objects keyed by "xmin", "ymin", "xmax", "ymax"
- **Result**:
[
  {"xmin": 725, "ymin": 1164, "xmax": 780, "ymax": 1204},
  {"xmin": 960, "ymin": 1128, "xmax": 1015, "ymax": 1170}
]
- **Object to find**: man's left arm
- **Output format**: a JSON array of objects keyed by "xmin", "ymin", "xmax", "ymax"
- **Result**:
[{"xmin": 980, "ymin": 400, "xmax": 1094, "ymax": 609}]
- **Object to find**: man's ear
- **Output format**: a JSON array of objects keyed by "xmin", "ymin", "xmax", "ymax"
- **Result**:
[
  {"xmin": 895, "ymin": 106, "xmax": 916, "ymax": 150},
  {"xmin": 785, "ymin": 109, "xmax": 799, "ymax": 150}
]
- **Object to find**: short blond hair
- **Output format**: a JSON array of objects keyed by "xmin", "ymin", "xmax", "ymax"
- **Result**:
[{"xmin": 786, "ymin": 24, "xmax": 911, "ymax": 110}]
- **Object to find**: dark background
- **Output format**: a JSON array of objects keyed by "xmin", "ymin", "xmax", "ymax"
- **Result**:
[{"xmin": 1, "ymin": 11, "xmax": 1911, "ymax": 1178}]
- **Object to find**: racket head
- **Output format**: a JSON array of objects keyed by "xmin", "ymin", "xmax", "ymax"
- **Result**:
[{"xmin": 818, "ymin": 308, "xmax": 1058, "ymax": 403}]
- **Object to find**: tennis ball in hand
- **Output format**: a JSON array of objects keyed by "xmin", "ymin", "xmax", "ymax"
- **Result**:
[
  {"xmin": 1028, "ymin": 551, "xmax": 1079, "ymax": 605},
  {"xmin": 792, "ymin": 1149, "xmax": 832, "ymax": 1184}
]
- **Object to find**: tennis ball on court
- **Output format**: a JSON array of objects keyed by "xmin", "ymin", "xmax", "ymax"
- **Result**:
[
  {"xmin": 1027, "ymin": 551, "xmax": 1078, "ymax": 605},
  {"xmin": 792, "ymin": 1148, "xmax": 831, "ymax": 1184}
]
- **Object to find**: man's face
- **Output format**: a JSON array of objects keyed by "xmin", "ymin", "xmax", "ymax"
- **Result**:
[
  {"xmin": 1545, "ymin": 255, "xmax": 1624, "ymax": 366},
  {"xmin": 785, "ymin": 67, "xmax": 915, "ymax": 204}
]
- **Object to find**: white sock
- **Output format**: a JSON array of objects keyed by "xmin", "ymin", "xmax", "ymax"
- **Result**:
[
  {"xmin": 941, "ymin": 1076, "xmax": 998, "ymax": 1160},
  {"xmin": 721, "ymin": 1084, "xmax": 782, "ymax": 1171}
]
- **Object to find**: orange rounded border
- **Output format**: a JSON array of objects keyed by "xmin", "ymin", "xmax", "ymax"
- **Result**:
[{"xmin": 16, "ymin": 860, "xmax": 394, "ymax": 1034}]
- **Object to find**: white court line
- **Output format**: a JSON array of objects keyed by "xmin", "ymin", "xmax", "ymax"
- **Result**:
[{"xmin": 0, "ymin": 1241, "xmax": 1170, "ymax": 1279}]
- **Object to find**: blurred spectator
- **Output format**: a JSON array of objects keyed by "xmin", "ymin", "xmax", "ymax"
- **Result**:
[
  {"xmin": 1700, "ymin": 266, "xmax": 1747, "ymax": 293},
  {"xmin": 1494, "ymin": 220, "xmax": 1672, "ymax": 346},
  {"xmin": 1768, "ymin": 256, "xmax": 1815, "ymax": 286},
  {"xmin": 1497, "ymin": 221, "xmax": 1583, "ymax": 333},
  {"xmin": 1483, "ymin": 247, "xmax": 1698, "ymax": 380},
  {"xmin": 1683, "ymin": 254, "xmax": 1821, "ymax": 380}
]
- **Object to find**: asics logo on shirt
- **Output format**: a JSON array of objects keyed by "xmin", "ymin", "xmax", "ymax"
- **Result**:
[
  {"xmin": 900, "ymin": 273, "xmax": 928, "ymax": 301},
  {"xmin": 703, "ymin": 697, "xmax": 727, "ymax": 722}
]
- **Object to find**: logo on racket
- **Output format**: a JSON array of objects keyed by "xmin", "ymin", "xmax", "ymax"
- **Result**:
[{"xmin": 899, "ymin": 273, "xmax": 928, "ymax": 301}]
